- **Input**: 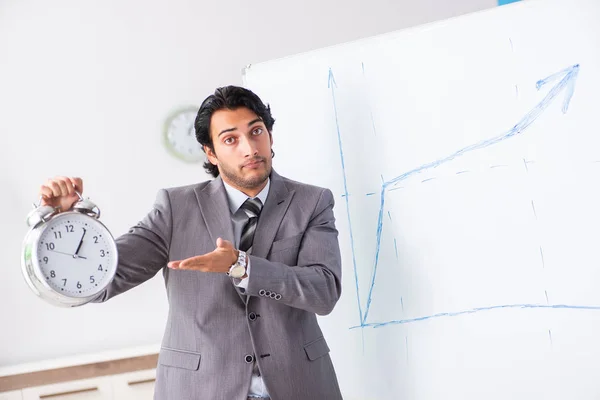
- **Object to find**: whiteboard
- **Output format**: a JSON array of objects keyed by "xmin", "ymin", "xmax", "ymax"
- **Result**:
[{"xmin": 243, "ymin": 0, "xmax": 600, "ymax": 399}]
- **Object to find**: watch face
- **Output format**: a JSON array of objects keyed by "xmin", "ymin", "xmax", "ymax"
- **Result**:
[
  {"xmin": 164, "ymin": 107, "xmax": 206, "ymax": 163},
  {"xmin": 33, "ymin": 213, "xmax": 117, "ymax": 298},
  {"xmin": 229, "ymin": 264, "xmax": 246, "ymax": 278}
]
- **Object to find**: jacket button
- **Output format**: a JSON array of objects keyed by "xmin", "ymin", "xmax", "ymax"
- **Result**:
[
  {"xmin": 248, "ymin": 312, "xmax": 257, "ymax": 321},
  {"xmin": 245, "ymin": 354, "xmax": 254, "ymax": 363},
  {"xmin": 258, "ymin": 289, "xmax": 266, "ymax": 296}
]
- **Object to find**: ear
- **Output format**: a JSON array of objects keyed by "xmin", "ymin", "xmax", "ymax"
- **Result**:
[{"xmin": 204, "ymin": 145, "xmax": 218, "ymax": 166}]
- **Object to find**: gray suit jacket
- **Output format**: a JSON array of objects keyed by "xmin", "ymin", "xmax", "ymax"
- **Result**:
[{"xmin": 94, "ymin": 170, "xmax": 343, "ymax": 400}]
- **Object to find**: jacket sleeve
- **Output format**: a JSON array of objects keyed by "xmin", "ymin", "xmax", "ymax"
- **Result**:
[
  {"xmin": 244, "ymin": 188, "xmax": 342, "ymax": 315},
  {"xmin": 92, "ymin": 189, "xmax": 172, "ymax": 302}
]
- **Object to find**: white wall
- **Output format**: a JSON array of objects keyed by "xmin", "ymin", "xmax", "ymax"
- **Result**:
[{"xmin": 0, "ymin": 0, "xmax": 495, "ymax": 367}]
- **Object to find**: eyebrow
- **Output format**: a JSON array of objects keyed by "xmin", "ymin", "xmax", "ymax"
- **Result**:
[{"xmin": 218, "ymin": 118, "xmax": 264, "ymax": 137}]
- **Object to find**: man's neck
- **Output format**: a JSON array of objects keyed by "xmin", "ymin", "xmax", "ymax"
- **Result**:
[{"xmin": 221, "ymin": 176, "xmax": 268, "ymax": 198}]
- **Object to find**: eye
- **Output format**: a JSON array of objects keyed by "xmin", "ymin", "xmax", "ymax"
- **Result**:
[
  {"xmin": 252, "ymin": 127, "xmax": 263, "ymax": 135},
  {"xmin": 224, "ymin": 137, "xmax": 236, "ymax": 145}
]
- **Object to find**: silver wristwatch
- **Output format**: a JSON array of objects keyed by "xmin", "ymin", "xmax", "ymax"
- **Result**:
[{"xmin": 227, "ymin": 250, "xmax": 247, "ymax": 279}]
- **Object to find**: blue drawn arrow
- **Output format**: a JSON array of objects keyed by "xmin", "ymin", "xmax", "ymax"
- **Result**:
[
  {"xmin": 329, "ymin": 68, "xmax": 363, "ymax": 325},
  {"xmin": 360, "ymin": 64, "xmax": 581, "ymax": 325},
  {"xmin": 361, "ymin": 64, "xmax": 580, "ymax": 325},
  {"xmin": 328, "ymin": 63, "xmax": 580, "ymax": 327}
]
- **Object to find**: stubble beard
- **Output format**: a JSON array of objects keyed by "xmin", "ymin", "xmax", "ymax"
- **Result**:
[{"xmin": 220, "ymin": 158, "xmax": 272, "ymax": 190}]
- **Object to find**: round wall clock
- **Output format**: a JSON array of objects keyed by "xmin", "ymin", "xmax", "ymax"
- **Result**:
[{"xmin": 163, "ymin": 106, "xmax": 206, "ymax": 163}]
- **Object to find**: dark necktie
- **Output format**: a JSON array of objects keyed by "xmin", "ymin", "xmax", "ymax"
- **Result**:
[{"xmin": 239, "ymin": 197, "xmax": 263, "ymax": 252}]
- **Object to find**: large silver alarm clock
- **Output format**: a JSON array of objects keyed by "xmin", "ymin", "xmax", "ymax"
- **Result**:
[{"xmin": 21, "ymin": 192, "xmax": 118, "ymax": 307}]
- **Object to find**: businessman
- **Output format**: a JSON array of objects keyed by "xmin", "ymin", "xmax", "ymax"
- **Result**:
[{"xmin": 39, "ymin": 86, "xmax": 343, "ymax": 400}]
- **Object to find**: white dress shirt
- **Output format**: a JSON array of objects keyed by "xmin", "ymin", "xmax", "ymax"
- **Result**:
[{"xmin": 222, "ymin": 178, "xmax": 271, "ymax": 398}]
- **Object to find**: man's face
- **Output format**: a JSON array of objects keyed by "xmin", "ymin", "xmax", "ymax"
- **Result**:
[{"xmin": 205, "ymin": 107, "xmax": 273, "ymax": 194}]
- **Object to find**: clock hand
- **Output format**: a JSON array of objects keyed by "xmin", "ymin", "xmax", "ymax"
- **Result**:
[
  {"xmin": 74, "ymin": 228, "xmax": 86, "ymax": 256},
  {"xmin": 47, "ymin": 249, "xmax": 87, "ymax": 260}
]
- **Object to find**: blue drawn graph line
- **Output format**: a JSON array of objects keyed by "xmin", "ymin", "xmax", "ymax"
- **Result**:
[
  {"xmin": 350, "ymin": 303, "xmax": 600, "ymax": 329},
  {"xmin": 329, "ymin": 64, "xmax": 581, "ymax": 328}
]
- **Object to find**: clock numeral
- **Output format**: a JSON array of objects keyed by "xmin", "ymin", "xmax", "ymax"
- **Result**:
[
  {"xmin": 62, "ymin": 279, "xmax": 67, "ymax": 287},
  {"xmin": 43, "ymin": 257, "xmax": 49, "ymax": 264},
  {"xmin": 98, "ymin": 265, "xmax": 103, "ymax": 271},
  {"xmin": 65, "ymin": 225, "xmax": 74, "ymax": 233},
  {"xmin": 53, "ymin": 231, "xmax": 62, "ymax": 239},
  {"xmin": 100, "ymin": 250, "xmax": 106, "ymax": 257},
  {"xmin": 50, "ymin": 270, "xmax": 56, "ymax": 278},
  {"xmin": 89, "ymin": 276, "xmax": 95, "ymax": 284},
  {"xmin": 77, "ymin": 281, "xmax": 82, "ymax": 289},
  {"xmin": 93, "ymin": 236, "xmax": 99, "ymax": 244},
  {"xmin": 45, "ymin": 243, "xmax": 55, "ymax": 250}
]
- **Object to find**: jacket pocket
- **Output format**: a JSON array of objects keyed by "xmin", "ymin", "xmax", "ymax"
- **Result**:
[
  {"xmin": 303, "ymin": 337, "xmax": 330, "ymax": 361},
  {"xmin": 158, "ymin": 347, "xmax": 201, "ymax": 370},
  {"xmin": 269, "ymin": 233, "xmax": 303, "ymax": 255}
]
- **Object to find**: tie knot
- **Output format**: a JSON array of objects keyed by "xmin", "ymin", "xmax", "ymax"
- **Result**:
[{"xmin": 241, "ymin": 197, "xmax": 262, "ymax": 218}]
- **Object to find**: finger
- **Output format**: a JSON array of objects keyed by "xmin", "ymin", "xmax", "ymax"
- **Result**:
[
  {"xmin": 39, "ymin": 185, "xmax": 54, "ymax": 199},
  {"xmin": 69, "ymin": 177, "xmax": 83, "ymax": 194},
  {"xmin": 180, "ymin": 254, "xmax": 210, "ymax": 270},
  {"xmin": 57, "ymin": 176, "xmax": 75, "ymax": 196},
  {"xmin": 216, "ymin": 237, "xmax": 232, "ymax": 249},
  {"xmin": 47, "ymin": 180, "xmax": 62, "ymax": 197},
  {"xmin": 167, "ymin": 255, "xmax": 205, "ymax": 270},
  {"xmin": 55, "ymin": 179, "xmax": 70, "ymax": 197}
]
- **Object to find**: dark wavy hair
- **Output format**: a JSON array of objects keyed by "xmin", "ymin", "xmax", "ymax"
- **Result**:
[{"xmin": 195, "ymin": 86, "xmax": 276, "ymax": 178}]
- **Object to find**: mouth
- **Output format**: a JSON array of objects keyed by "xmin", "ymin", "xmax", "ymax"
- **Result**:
[{"xmin": 243, "ymin": 159, "xmax": 264, "ymax": 169}]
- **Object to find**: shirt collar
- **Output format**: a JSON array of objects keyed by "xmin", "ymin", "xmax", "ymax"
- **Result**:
[{"xmin": 222, "ymin": 177, "xmax": 270, "ymax": 215}]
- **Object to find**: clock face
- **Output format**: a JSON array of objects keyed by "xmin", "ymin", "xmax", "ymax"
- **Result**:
[
  {"xmin": 164, "ymin": 107, "xmax": 206, "ymax": 163},
  {"xmin": 34, "ymin": 213, "xmax": 117, "ymax": 298}
]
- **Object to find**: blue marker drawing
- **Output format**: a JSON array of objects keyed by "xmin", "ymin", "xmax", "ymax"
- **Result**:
[
  {"xmin": 329, "ymin": 68, "xmax": 363, "ymax": 325},
  {"xmin": 349, "ymin": 304, "xmax": 600, "ymax": 329},
  {"xmin": 362, "ymin": 62, "xmax": 378, "ymax": 137},
  {"xmin": 329, "ymin": 64, "xmax": 582, "ymax": 328}
]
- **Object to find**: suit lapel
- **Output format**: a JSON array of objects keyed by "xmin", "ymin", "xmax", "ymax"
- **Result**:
[
  {"xmin": 193, "ymin": 176, "xmax": 235, "ymax": 249},
  {"xmin": 194, "ymin": 176, "xmax": 248, "ymax": 304},
  {"xmin": 252, "ymin": 170, "xmax": 295, "ymax": 259}
]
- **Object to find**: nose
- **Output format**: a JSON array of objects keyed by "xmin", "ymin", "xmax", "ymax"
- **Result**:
[{"xmin": 239, "ymin": 135, "xmax": 258, "ymax": 157}]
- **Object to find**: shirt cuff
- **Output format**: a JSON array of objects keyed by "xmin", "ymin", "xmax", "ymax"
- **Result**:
[{"xmin": 234, "ymin": 257, "xmax": 251, "ymax": 291}]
